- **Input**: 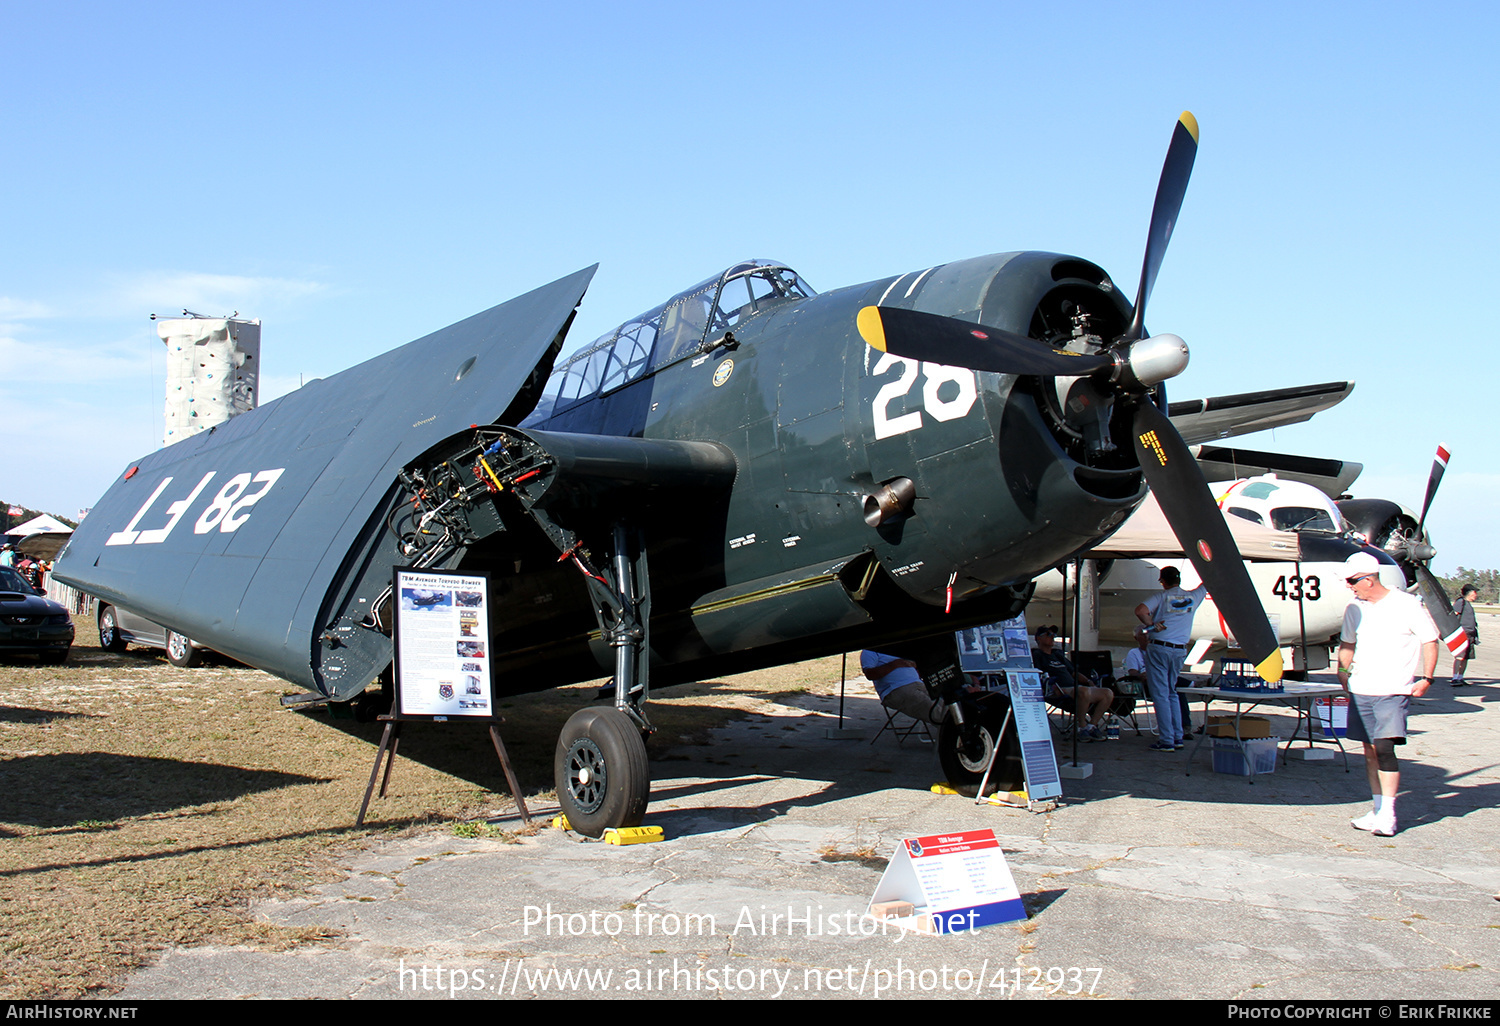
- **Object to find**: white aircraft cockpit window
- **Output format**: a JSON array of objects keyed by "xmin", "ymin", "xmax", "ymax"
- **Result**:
[
  {"xmin": 1270, "ymin": 507, "xmax": 1339, "ymax": 533},
  {"xmin": 1226, "ymin": 507, "xmax": 1264, "ymax": 525}
]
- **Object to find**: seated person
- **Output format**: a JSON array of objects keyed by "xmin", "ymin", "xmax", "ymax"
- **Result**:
[
  {"xmin": 1124, "ymin": 625, "xmax": 1148, "ymax": 681},
  {"xmin": 1030, "ymin": 626, "xmax": 1114, "ymax": 740},
  {"xmin": 860, "ymin": 650, "xmax": 948, "ymax": 725},
  {"xmin": 1127, "ymin": 621, "xmax": 1193, "ymax": 735}
]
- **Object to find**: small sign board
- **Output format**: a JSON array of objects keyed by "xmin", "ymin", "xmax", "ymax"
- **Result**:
[
  {"xmin": 868, "ymin": 829, "xmax": 1027, "ymax": 934},
  {"xmin": 956, "ymin": 615, "xmax": 1033, "ymax": 676},
  {"xmin": 393, "ymin": 568, "xmax": 494, "ymax": 720},
  {"xmin": 1313, "ymin": 693, "xmax": 1349, "ymax": 737}
]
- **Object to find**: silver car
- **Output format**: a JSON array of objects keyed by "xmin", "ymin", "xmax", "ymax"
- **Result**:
[{"xmin": 97, "ymin": 602, "xmax": 210, "ymax": 667}]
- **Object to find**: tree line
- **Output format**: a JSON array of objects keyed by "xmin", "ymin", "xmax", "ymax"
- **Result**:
[{"xmin": 1439, "ymin": 568, "xmax": 1500, "ymax": 604}]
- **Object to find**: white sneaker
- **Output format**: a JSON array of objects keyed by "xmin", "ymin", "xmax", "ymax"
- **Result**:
[
  {"xmin": 1372, "ymin": 816, "xmax": 1397, "ymax": 837},
  {"xmin": 1351, "ymin": 811, "xmax": 1380, "ymax": 832}
]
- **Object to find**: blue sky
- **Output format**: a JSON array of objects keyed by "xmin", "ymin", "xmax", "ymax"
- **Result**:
[{"xmin": 3, "ymin": 2, "xmax": 1497, "ymax": 571}]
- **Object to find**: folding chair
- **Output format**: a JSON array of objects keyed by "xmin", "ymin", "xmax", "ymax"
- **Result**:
[
  {"xmin": 870, "ymin": 701, "xmax": 934, "ymax": 746},
  {"xmin": 1073, "ymin": 649, "xmax": 1145, "ymax": 737}
]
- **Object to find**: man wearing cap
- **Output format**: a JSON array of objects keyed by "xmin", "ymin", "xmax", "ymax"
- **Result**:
[
  {"xmin": 1134, "ymin": 566, "xmax": 1208, "ymax": 751},
  {"xmin": 1338, "ymin": 551, "xmax": 1438, "ymax": 837},
  {"xmin": 1450, "ymin": 585, "xmax": 1479, "ymax": 686},
  {"xmin": 1030, "ymin": 626, "xmax": 1114, "ymax": 740}
]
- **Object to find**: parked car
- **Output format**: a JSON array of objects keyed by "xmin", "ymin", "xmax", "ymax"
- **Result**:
[
  {"xmin": 0, "ymin": 566, "xmax": 73, "ymax": 662},
  {"xmin": 96, "ymin": 602, "xmax": 209, "ymax": 667}
]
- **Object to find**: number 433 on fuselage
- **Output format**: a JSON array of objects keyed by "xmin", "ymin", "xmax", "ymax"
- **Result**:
[{"xmin": 57, "ymin": 112, "xmax": 1289, "ymax": 833}]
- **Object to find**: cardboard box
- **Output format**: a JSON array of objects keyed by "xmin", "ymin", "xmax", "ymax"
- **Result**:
[{"xmin": 1206, "ymin": 715, "xmax": 1271, "ymax": 739}]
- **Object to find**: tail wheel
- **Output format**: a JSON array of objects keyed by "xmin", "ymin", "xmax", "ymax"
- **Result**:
[
  {"xmin": 98, "ymin": 606, "xmax": 127, "ymax": 653},
  {"xmin": 939, "ymin": 699, "xmax": 1024, "ymax": 797},
  {"xmin": 166, "ymin": 630, "xmax": 200, "ymax": 668},
  {"xmin": 554, "ymin": 706, "xmax": 650, "ymax": 838}
]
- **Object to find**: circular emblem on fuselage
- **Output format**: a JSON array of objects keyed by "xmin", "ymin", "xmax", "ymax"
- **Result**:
[{"xmin": 712, "ymin": 359, "xmax": 734, "ymax": 387}]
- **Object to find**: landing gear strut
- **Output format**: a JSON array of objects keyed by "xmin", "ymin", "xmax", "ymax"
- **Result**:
[{"xmin": 555, "ymin": 521, "xmax": 654, "ymax": 837}]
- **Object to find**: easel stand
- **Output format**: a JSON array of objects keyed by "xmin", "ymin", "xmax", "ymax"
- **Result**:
[
  {"xmin": 356, "ymin": 715, "xmax": 531, "ymax": 828},
  {"xmin": 964, "ymin": 668, "xmax": 1064, "ymax": 811},
  {"xmin": 970, "ymin": 707, "xmax": 1049, "ymax": 812}
]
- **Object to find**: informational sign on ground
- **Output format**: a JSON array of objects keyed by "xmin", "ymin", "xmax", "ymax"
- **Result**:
[
  {"xmin": 393, "ymin": 568, "xmax": 494, "ymax": 719},
  {"xmin": 867, "ymin": 829, "xmax": 1027, "ymax": 934},
  {"xmin": 1005, "ymin": 669, "xmax": 1063, "ymax": 800}
]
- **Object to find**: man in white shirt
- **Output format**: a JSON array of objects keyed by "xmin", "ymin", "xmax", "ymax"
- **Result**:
[
  {"xmin": 1134, "ymin": 566, "xmax": 1208, "ymax": 751},
  {"xmin": 1337, "ymin": 551, "xmax": 1438, "ymax": 837},
  {"xmin": 1123, "ymin": 625, "xmax": 1149, "ymax": 683}
]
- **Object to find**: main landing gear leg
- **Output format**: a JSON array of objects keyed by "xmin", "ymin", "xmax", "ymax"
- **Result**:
[{"xmin": 555, "ymin": 522, "xmax": 652, "ymax": 837}]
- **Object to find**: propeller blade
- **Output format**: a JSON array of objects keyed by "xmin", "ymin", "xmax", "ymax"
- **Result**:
[
  {"xmin": 1125, "ymin": 111, "xmax": 1200, "ymax": 342},
  {"xmin": 857, "ymin": 305, "xmax": 1113, "ymax": 376},
  {"xmin": 1413, "ymin": 562, "xmax": 1469, "ymax": 659},
  {"xmin": 1416, "ymin": 444, "xmax": 1450, "ymax": 536},
  {"xmin": 1131, "ymin": 399, "xmax": 1283, "ymax": 682}
]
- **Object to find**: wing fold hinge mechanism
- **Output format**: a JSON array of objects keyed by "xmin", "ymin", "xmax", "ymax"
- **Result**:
[{"xmin": 386, "ymin": 425, "xmax": 736, "ymax": 729}]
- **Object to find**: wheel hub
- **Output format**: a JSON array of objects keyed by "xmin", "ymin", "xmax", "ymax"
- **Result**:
[
  {"xmin": 565, "ymin": 738, "xmax": 607, "ymax": 814},
  {"xmin": 956, "ymin": 726, "xmax": 995, "ymax": 774}
]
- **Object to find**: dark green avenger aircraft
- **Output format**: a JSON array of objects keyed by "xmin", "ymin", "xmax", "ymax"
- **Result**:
[{"xmin": 57, "ymin": 112, "xmax": 1290, "ymax": 834}]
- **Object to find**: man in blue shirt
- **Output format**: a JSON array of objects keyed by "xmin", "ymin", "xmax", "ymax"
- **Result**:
[{"xmin": 860, "ymin": 651, "xmax": 947, "ymax": 725}]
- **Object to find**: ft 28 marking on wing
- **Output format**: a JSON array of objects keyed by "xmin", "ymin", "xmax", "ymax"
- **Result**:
[{"xmin": 106, "ymin": 469, "xmax": 286, "ymax": 546}]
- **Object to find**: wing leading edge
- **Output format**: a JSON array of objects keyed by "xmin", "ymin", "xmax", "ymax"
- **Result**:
[{"xmin": 56, "ymin": 266, "xmax": 598, "ymax": 688}]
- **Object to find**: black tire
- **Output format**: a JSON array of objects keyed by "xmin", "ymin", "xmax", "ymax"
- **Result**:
[
  {"xmin": 354, "ymin": 688, "xmax": 390, "ymax": 723},
  {"xmin": 98, "ymin": 606, "xmax": 127, "ymax": 653},
  {"xmin": 165, "ymin": 630, "xmax": 200, "ymax": 668},
  {"xmin": 554, "ymin": 706, "xmax": 650, "ymax": 838},
  {"xmin": 939, "ymin": 699, "xmax": 1024, "ymax": 797}
]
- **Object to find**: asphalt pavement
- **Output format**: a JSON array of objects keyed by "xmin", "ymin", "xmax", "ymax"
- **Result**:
[{"xmin": 119, "ymin": 617, "xmax": 1500, "ymax": 1000}]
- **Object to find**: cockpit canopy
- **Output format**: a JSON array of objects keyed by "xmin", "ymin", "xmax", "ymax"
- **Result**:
[
  {"xmin": 1217, "ymin": 475, "xmax": 1345, "ymax": 535},
  {"xmin": 538, "ymin": 260, "xmax": 814, "ymax": 414}
]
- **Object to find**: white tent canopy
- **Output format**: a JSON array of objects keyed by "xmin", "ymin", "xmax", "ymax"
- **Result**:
[{"xmin": 7, "ymin": 513, "xmax": 72, "ymax": 537}]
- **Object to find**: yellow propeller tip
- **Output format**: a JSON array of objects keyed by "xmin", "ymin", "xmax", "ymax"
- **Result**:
[
  {"xmin": 1179, "ymin": 111, "xmax": 1200, "ymax": 144},
  {"xmin": 857, "ymin": 306, "xmax": 888, "ymax": 352},
  {"xmin": 1256, "ymin": 650, "xmax": 1284, "ymax": 685}
]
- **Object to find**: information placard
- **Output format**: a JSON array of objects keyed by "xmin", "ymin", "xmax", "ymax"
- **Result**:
[
  {"xmin": 1005, "ymin": 670, "xmax": 1063, "ymax": 800},
  {"xmin": 868, "ymin": 829, "xmax": 1027, "ymax": 934},
  {"xmin": 956, "ymin": 615, "xmax": 1033, "ymax": 676},
  {"xmin": 393, "ymin": 568, "xmax": 494, "ymax": 719}
]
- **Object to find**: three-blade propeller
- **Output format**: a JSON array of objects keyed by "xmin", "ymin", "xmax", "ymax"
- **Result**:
[{"xmin": 857, "ymin": 111, "xmax": 1284, "ymax": 682}]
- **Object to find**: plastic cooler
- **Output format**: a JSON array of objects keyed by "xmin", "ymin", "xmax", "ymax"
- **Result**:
[{"xmin": 1211, "ymin": 736, "xmax": 1280, "ymax": 776}]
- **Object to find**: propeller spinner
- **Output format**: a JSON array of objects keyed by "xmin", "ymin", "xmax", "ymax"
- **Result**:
[{"xmin": 858, "ymin": 111, "xmax": 1284, "ymax": 682}]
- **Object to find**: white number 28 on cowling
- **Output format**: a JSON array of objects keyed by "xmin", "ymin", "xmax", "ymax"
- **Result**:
[{"xmin": 870, "ymin": 353, "xmax": 977, "ymax": 440}]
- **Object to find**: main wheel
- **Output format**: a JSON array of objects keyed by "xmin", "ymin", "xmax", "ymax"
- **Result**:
[
  {"xmin": 554, "ymin": 706, "xmax": 650, "ymax": 838},
  {"xmin": 939, "ymin": 700, "xmax": 1024, "ymax": 797},
  {"xmin": 98, "ymin": 606, "xmax": 127, "ymax": 653},
  {"xmin": 166, "ymin": 630, "xmax": 200, "ymax": 668}
]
